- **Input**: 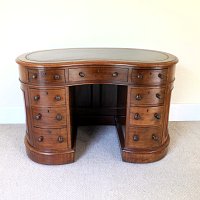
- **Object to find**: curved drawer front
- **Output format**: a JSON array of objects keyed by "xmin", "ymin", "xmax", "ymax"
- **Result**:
[
  {"xmin": 129, "ymin": 106, "xmax": 164, "ymax": 126},
  {"xmin": 130, "ymin": 87, "xmax": 165, "ymax": 106},
  {"xmin": 28, "ymin": 69, "xmax": 65, "ymax": 84},
  {"xmin": 32, "ymin": 107, "xmax": 67, "ymax": 128},
  {"xmin": 30, "ymin": 88, "xmax": 66, "ymax": 106},
  {"xmin": 69, "ymin": 67, "xmax": 128, "ymax": 83},
  {"xmin": 32, "ymin": 127, "xmax": 68, "ymax": 151},
  {"xmin": 131, "ymin": 69, "xmax": 167, "ymax": 85},
  {"xmin": 126, "ymin": 126, "xmax": 162, "ymax": 149}
]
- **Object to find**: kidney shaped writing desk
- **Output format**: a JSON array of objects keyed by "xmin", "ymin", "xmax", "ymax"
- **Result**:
[{"xmin": 16, "ymin": 48, "xmax": 178, "ymax": 165}]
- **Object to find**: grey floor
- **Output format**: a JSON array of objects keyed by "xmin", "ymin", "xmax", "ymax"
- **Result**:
[{"xmin": 0, "ymin": 122, "xmax": 200, "ymax": 200}]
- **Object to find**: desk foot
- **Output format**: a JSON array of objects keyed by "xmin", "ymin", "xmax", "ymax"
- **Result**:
[{"xmin": 24, "ymin": 137, "xmax": 75, "ymax": 165}]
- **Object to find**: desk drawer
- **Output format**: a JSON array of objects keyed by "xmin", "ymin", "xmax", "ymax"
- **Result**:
[
  {"xmin": 32, "ymin": 127, "xmax": 69, "ymax": 151},
  {"xmin": 129, "ymin": 106, "xmax": 163, "ymax": 126},
  {"xmin": 126, "ymin": 126, "xmax": 162, "ymax": 149},
  {"xmin": 30, "ymin": 88, "xmax": 66, "ymax": 106},
  {"xmin": 32, "ymin": 107, "xmax": 67, "ymax": 128},
  {"xmin": 131, "ymin": 69, "xmax": 167, "ymax": 85},
  {"xmin": 69, "ymin": 67, "xmax": 128, "ymax": 83},
  {"xmin": 130, "ymin": 87, "xmax": 165, "ymax": 106},
  {"xmin": 28, "ymin": 69, "xmax": 65, "ymax": 84}
]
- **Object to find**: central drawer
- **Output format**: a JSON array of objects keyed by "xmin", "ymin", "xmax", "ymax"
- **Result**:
[
  {"xmin": 68, "ymin": 67, "xmax": 128, "ymax": 83},
  {"xmin": 32, "ymin": 107, "xmax": 67, "ymax": 128}
]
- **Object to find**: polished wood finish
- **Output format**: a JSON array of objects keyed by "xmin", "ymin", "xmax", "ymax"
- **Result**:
[
  {"xmin": 17, "ymin": 48, "xmax": 178, "ymax": 165},
  {"xmin": 29, "ymin": 88, "xmax": 66, "ymax": 106},
  {"xmin": 129, "ymin": 106, "xmax": 164, "ymax": 126},
  {"xmin": 32, "ymin": 127, "xmax": 69, "ymax": 151},
  {"xmin": 131, "ymin": 69, "xmax": 167, "ymax": 85},
  {"xmin": 126, "ymin": 126, "xmax": 162, "ymax": 149},
  {"xmin": 28, "ymin": 69, "xmax": 65, "ymax": 84},
  {"xmin": 68, "ymin": 67, "xmax": 128, "ymax": 83},
  {"xmin": 32, "ymin": 106, "xmax": 67, "ymax": 128},
  {"xmin": 130, "ymin": 87, "xmax": 165, "ymax": 106}
]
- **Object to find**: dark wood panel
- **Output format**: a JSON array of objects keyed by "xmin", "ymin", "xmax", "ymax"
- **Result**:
[
  {"xmin": 92, "ymin": 84, "xmax": 101, "ymax": 107},
  {"xmin": 101, "ymin": 85, "xmax": 118, "ymax": 107},
  {"xmin": 71, "ymin": 84, "xmax": 127, "ymax": 118},
  {"xmin": 74, "ymin": 85, "xmax": 92, "ymax": 107}
]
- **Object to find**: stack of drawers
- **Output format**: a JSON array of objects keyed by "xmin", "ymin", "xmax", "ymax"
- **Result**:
[
  {"xmin": 27, "ymin": 69, "xmax": 71, "ymax": 153},
  {"xmin": 125, "ymin": 68, "xmax": 167, "ymax": 151}
]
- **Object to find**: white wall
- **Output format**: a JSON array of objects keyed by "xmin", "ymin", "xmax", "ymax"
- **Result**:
[{"xmin": 0, "ymin": 0, "xmax": 200, "ymax": 123}]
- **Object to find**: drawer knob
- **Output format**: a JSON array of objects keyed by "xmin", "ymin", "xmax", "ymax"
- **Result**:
[
  {"xmin": 134, "ymin": 113, "xmax": 141, "ymax": 120},
  {"xmin": 158, "ymin": 73, "xmax": 164, "ymax": 79},
  {"xmin": 34, "ymin": 95, "xmax": 40, "ymax": 101},
  {"xmin": 32, "ymin": 74, "xmax": 37, "ymax": 79},
  {"xmin": 55, "ymin": 95, "xmax": 61, "ymax": 101},
  {"xmin": 38, "ymin": 136, "xmax": 44, "ymax": 142},
  {"xmin": 112, "ymin": 72, "xmax": 118, "ymax": 77},
  {"xmin": 35, "ymin": 113, "xmax": 42, "ymax": 120},
  {"xmin": 154, "ymin": 113, "xmax": 161, "ymax": 120},
  {"xmin": 135, "ymin": 94, "xmax": 142, "ymax": 100},
  {"xmin": 79, "ymin": 72, "xmax": 85, "ymax": 77},
  {"xmin": 133, "ymin": 135, "xmax": 139, "ymax": 141},
  {"xmin": 58, "ymin": 136, "xmax": 64, "ymax": 143},
  {"xmin": 54, "ymin": 74, "xmax": 60, "ymax": 80},
  {"xmin": 137, "ymin": 74, "xmax": 143, "ymax": 79},
  {"xmin": 156, "ymin": 93, "xmax": 161, "ymax": 99},
  {"xmin": 56, "ymin": 114, "xmax": 63, "ymax": 121},
  {"xmin": 152, "ymin": 134, "xmax": 159, "ymax": 141}
]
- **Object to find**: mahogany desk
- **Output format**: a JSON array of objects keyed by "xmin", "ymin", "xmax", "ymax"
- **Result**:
[{"xmin": 16, "ymin": 48, "xmax": 178, "ymax": 164}]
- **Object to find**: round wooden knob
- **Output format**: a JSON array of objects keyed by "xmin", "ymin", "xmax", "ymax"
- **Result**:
[
  {"xmin": 56, "ymin": 114, "xmax": 62, "ymax": 121},
  {"xmin": 137, "ymin": 74, "xmax": 143, "ymax": 79},
  {"xmin": 32, "ymin": 74, "xmax": 37, "ymax": 79},
  {"xmin": 58, "ymin": 136, "xmax": 64, "ymax": 143},
  {"xmin": 135, "ymin": 94, "xmax": 142, "ymax": 100},
  {"xmin": 133, "ymin": 135, "xmax": 139, "ymax": 141},
  {"xmin": 134, "ymin": 113, "xmax": 140, "ymax": 120},
  {"xmin": 152, "ymin": 134, "xmax": 159, "ymax": 141},
  {"xmin": 54, "ymin": 74, "xmax": 60, "ymax": 80},
  {"xmin": 158, "ymin": 73, "xmax": 164, "ymax": 79},
  {"xmin": 154, "ymin": 113, "xmax": 161, "ymax": 120},
  {"xmin": 38, "ymin": 136, "xmax": 44, "ymax": 142},
  {"xmin": 79, "ymin": 72, "xmax": 85, "ymax": 77},
  {"xmin": 34, "ymin": 95, "xmax": 40, "ymax": 101},
  {"xmin": 35, "ymin": 113, "xmax": 42, "ymax": 120},
  {"xmin": 156, "ymin": 93, "xmax": 161, "ymax": 99},
  {"xmin": 112, "ymin": 72, "xmax": 118, "ymax": 77},
  {"xmin": 55, "ymin": 95, "xmax": 61, "ymax": 101}
]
